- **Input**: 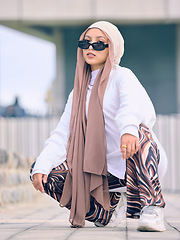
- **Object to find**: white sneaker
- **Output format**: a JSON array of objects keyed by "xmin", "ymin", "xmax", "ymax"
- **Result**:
[
  {"xmin": 94, "ymin": 192, "xmax": 127, "ymax": 228},
  {"xmin": 137, "ymin": 206, "xmax": 166, "ymax": 232},
  {"xmin": 108, "ymin": 192, "xmax": 127, "ymax": 227}
]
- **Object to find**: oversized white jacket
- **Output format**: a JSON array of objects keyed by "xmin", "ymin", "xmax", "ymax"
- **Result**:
[{"xmin": 32, "ymin": 65, "xmax": 167, "ymax": 180}]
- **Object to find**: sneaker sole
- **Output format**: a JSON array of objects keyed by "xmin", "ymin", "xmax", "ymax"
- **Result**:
[
  {"xmin": 137, "ymin": 222, "xmax": 166, "ymax": 232},
  {"xmin": 94, "ymin": 221, "xmax": 105, "ymax": 227}
]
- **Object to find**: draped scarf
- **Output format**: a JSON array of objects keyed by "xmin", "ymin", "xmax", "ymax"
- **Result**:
[{"xmin": 60, "ymin": 28, "xmax": 114, "ymax": 227}]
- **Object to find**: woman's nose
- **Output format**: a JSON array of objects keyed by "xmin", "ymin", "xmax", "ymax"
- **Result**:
[{"xmin": 89, "ymin": 44, "xmax": 93, "ymax": 50}]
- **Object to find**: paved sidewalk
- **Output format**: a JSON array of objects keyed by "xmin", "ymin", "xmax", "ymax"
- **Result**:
[{"xmin": 0, "ymin": 192, "xmax": 179, "ymax": 240}]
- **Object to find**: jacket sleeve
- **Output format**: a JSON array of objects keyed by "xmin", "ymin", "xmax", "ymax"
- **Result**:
[
  {"xmin": 31, "ymin": 90, "xmax": 73, "ymax": 177},
  {"xmin": 115, "ymin": 68, "xmax": 156, "ymax": 138}
]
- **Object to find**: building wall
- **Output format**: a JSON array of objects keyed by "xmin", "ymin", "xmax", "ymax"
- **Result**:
[
  {"xmin": 1, "ymin": 0, "xmax": 180, "ymax": 24},
  {"xmin": 120, "ymin": 24, "xmax": 177, "ymax": 115},
  {"xmin": 63, "ymin": 24, "xmax": 177, "ymax": 115}
]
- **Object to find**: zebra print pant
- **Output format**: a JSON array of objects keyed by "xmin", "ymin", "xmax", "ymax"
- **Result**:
[
  {"xmin": 30, "ymin": 124, "xmax": 165, "ymax": 225},
  {"xmin": 126, "ymin": 124, "xmax": 165, "ymax": 218},
  {"xmin": 30, "ymin": 161, "xmax": 126, "ymax": 226}
]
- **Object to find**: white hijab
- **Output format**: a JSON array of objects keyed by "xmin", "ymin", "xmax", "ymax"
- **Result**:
[{"xmin": 88, "ymin": 21, "xmax": 124, "ymax": 65}]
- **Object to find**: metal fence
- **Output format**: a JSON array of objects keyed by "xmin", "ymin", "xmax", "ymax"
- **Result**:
[{"xmin": 0, "ymin": 115, "xmax": 179, "ymax": 192}]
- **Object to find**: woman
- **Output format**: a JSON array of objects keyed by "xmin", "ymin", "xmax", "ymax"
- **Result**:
[{"xmin": 30, "ymin": 21, "xmax": 167, "ymax": 231}]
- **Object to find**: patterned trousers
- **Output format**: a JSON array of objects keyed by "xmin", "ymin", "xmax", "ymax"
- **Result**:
[
  {"xmin": 30, "ymin": 124, "xmax": 165, "ymax": 225},
  {"xmin": 30, "ymin": 161, "xmax": 126, "ymax": 226}
]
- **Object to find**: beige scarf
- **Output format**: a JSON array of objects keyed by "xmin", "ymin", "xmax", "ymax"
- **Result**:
[{"xmin": 60, "ymin": 22, "xmax": 124, "ymax": 227}]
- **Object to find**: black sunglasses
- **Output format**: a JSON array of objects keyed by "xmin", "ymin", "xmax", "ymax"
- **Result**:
[{"xmin": 78, "ymin": 40, "xmax": 108, "ymax": 51}]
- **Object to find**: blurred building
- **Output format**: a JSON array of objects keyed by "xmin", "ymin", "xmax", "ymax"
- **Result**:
[
  {"xmin": 2, "ymin": 97, "xmax": 26, "ymax": 117},
  {"xmin": 0, "ymin": 0, "xmax": 180, "ymax": 115}
]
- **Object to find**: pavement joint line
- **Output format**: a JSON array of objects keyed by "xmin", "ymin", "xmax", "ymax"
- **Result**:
[
  {"xmin": 5, "ymin": 225, "xmax": 36, "ymax": 240},
  {"xmin": 166, "ymin": 220, "xmax": 180, "ymax": 233},
  {"xmin": 3, "ymin": 212, "xmax": 61, "ymax": 240},
  {"xmin": 125, "ymin": 225, "xmax": 128, "ymax": 240},
  {"xmin": 64, "ymin": 228, "xmax": 79, "ymax": 240}
]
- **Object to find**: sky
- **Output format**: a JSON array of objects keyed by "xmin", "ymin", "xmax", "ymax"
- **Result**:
[{"xmin": 0, "ymin": 25, "xmax": 56, "ymax": 115}]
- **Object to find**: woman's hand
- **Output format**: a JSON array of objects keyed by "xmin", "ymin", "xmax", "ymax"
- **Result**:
[
  {"xmin": 32, "ymin": 173, "xmax": 48, "ymax": 193},
  {"xmin": 121, "ymin": 133, "xmax": 139, "ymax": 160}
]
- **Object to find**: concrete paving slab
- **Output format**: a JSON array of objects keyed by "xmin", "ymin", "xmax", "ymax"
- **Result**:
[{"xmin": 0, "ymin": 192, "xmax": 179, "ymax": 240}]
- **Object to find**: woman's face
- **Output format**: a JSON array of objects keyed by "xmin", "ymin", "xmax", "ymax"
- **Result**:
[{"xmin": 82, "ymin": 28, "xmax": 109, "ymax": 71}]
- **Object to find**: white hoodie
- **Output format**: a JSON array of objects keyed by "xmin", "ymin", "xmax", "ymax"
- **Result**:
[{"xmin": 32, "ymin": 65, "xmax": 167, "ymax": 180}]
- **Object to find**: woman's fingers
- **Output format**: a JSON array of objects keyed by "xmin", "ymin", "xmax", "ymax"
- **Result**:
[
  {"xmin": 135, "ymin": 138, "xmax": 139, "ymax": 153},
  {"xmin": 33, "ymin": 173, "xmax": 46, "ymax": 193},
  {"xmin": 129, "ymin": 142, "xmax": 136, "ymax": 158},
  {"xmin": 121, "ymin": 133, "xmax": 139, "ymax": 160},
  {"xmin": 126, "ymin": 143, "xmax": 132, "ymax": 159},
  {"xmin": 130, "ymin": 140, "xmax": 138, "ymax": 157},
  {"xmin": 121, "ymin": 145, "xmax": 127, "ymax": 160},
  {"xmin": 43, "ymin": 174, "xmax": 48, "ymax": 183}
]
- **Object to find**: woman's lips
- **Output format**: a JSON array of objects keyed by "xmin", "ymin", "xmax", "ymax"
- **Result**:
[{"xmin": 87, "ymin": 52, "xmax": 96, "ymax": 57}]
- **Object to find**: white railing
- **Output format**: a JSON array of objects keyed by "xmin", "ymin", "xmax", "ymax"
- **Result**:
[
  {"xmin": 153, "ymin": 115, "xmax": 180, "ymax": 192},
  {"xmin": 0, "ymin": 115, "xmax": 179, "ymax": 191},
  {"xmin": 0, "ymin": 116, "xmax": 60, "ymax": 158}
]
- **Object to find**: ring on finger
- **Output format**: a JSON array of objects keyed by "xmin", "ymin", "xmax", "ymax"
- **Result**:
[{"xmin": 122, "ymin": 145, "xmax": 127, "ymax": 149}]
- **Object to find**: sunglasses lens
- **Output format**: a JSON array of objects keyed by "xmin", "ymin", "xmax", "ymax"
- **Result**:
[
  {"xmin": 78, "ymin": 40, "xmax": 108, "ymax": 51},
  {"xmin": 78, "ymin": 40, "xmax": 89, "ymax": 49},
  {"xmin": 93, "ymin": 43, "xmax": 105, "ymax": 51}
]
